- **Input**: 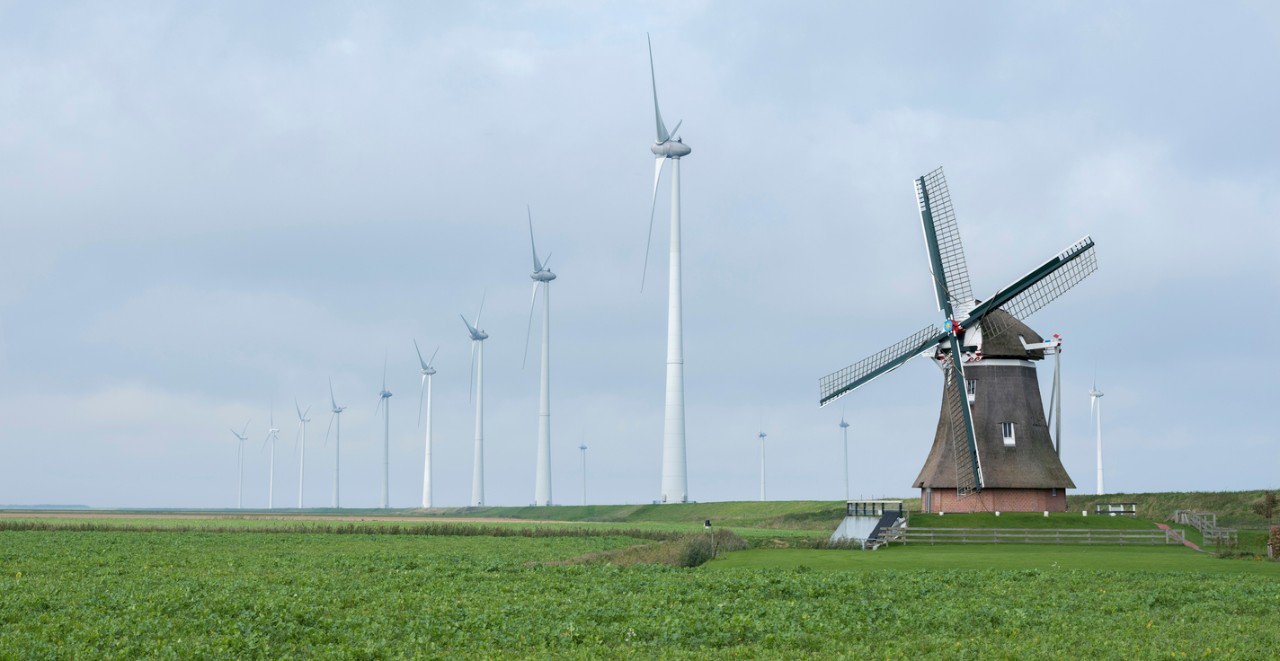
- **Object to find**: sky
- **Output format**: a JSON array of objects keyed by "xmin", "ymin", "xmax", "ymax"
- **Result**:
[{"xmin": 1, "ymin": 1, "xmax": 1277, "ymax": 509}]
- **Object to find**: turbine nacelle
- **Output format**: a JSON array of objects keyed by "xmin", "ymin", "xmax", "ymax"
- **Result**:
[
  {"xmin": 530, "ymin": 269, "xmax": 556, "ymax": 282},
  {"xmin": 651, "ymin": 139, "xmax": 691, "ymax": 159}
]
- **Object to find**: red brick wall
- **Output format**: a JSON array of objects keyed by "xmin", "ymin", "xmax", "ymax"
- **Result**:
[{"xmin": 920, "ymin": 488, "xmax": 1068, "ymax": 513}]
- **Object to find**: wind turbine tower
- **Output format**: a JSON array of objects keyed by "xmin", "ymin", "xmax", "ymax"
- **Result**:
[
  {"xmin": 264, "ymin": 406, "xmax": 280, "ymax": 510},
  {"xmin": 295, "ymin": 400, "xmax": 310, "ymax": 509},
  {"xmin": 643, "ymin": 34, "xmax": 693, "ymax": 504},
  {"xmin": 839, "ymin": 417, "xmax": 850, "ymax": 501},
  {"xmin": 757, "ymin": 431, "xmax": 767, "ymax": 501},
  {"xmin": 230, "ymin": 421, "xmax": 250, "ymax": 509},
  {"xmin": 374, "ymin": 359, "xmax": 393, "ymax": 509},
  {"xmin": 1090, "ymin": 382, "xmax": 1105, "ymax": 495},
  {"xmin": 326, "ymin": 379, "xmax": 346, "ymax": 508},
  {"xmin": 462, "ymin": 296, "xmax": 489, "ymax": 506},
  {"xmin": 415, "ymin": 340, "xmax": 438, "ymax": 508},
  {"xmin": 579, "ymin": 441, "xmax": 588, "ymax": 506},
  {"xmin": 523, "ymin": 207, "xmax": 557, "ymax": 506}
]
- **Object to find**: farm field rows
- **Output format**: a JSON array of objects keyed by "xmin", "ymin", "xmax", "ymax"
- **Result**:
[{"xmin": 3, "ymin": 526, "xmax": 1279, "ymax": 658}]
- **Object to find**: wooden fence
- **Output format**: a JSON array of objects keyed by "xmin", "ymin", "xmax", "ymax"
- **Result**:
[
  {"xmin": 880, "ymin": 527, "xmax": 1185, "ymax": 546},
  {"xmin": 1171, "ymin": 510, "xmax": 1238, "ymax": 546}
]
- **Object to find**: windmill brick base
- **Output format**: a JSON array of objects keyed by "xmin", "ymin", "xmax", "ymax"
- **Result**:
[{"xmin": 921, "ymin": 488, "xmax": 1068, "ymax": 514}]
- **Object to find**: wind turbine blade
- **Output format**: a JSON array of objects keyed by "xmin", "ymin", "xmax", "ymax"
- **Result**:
[
  {"xmin": 295, "ymin": 398, "xmax": 303, "ymax": 422},
  {"xmin": 241, "ymin": 420, "xmax": 251, "ymax": 437},
  {"xmin": 642, "ymin": 157, "xmax": 665, "ymax": 292},
  {"xmin": 329, "ymin": 378, "xmax": 338, "ymax": 410},
  {"xmin": 647, "ymin": 33, "xmax": 669, "ymax": 143},
  {"xmin": 668, "ymin": 119, "xmax": 682, "ymax": 139},
  {"xmin": 460, "ymin": 313, "xmax": 477, "ymax": 336},
  {"xmin": 522, "ymin": 282, "xmax": 539, "ymax": 369},
  {"xmin": 414, "ymin": 339, "xmax": 428, "ymax": 370},
  {"xmin": 476, "ymin": 290, "xmax": 486, "ymax": 327},
  {"xmin": 427, "ymin": 347, "xmax": 439, "ymax": 369},
  {"xmin": 542, "ymin": 252, "xmax": 552, "ymax": 269},
  {"xmin": 323, "ymin": 413, "xmax": 335, "ymax": 447},
  {"xmin": 381, "ymin": 353, "xmax": 388, "ymax": 392},
  {"xmin": 230, "ymin": 428, "xmax": 240, "ymax": 438},
  {"xmin": 528, "ymin": 205, "xmax": 543, "ymax": 272}
]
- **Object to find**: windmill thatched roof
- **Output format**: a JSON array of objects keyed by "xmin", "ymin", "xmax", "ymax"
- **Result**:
[
  {"xmin": 977, "ymin": 308, "xmax": 1046, "ymax": 360},
  {"xmin": 914, "ymin": 360, "xmax": 1074, "ymax": 490}
]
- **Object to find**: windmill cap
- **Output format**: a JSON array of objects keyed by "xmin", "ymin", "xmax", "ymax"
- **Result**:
[{"xmin": 978, "ymin": 309, "xmax": 1046, "ymax": 360}]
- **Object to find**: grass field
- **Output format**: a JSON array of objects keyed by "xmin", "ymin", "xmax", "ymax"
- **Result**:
[
  {"xmin": 3, "ymin": 528, "xmax": 1279, "ymax": 658},
  {"xmin": 2, "ymin": 495, "xmax": 1277, "ymax": 657},
  {"xmin": 712, "ymin": 544, "xmax": 1280, "ymax": 574}
]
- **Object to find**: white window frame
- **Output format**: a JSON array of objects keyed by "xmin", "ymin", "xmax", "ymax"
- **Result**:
[{"xmin": 1001, "ymin": 422, "xmax": 1016, "ymax": 447}]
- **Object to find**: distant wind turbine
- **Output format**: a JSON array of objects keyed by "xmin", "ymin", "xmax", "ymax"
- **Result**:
[
  {"xmin": 415, "ymin": 339, "xmax": 438, "ymax": 509},
  {"xmin": 373, "ymin": 357, "xmax": 393, "ymax": 509},
  {"xmin": 839, "ymin": 416, "xmax": 850, "ymax": 501},
  {"xmin": 643, "ymin": 34, "xmax": 693, "ymax": 504},
  {"xmin": 462, "ymin": 295, "xmax": 489, "ymax": 506},
  {"xmin": 578, "ymin": 439, "xmax": 588, "ymax": 506},
  {"xmin": 324, "ymin": 379, "xmax": 346, "ymax": 508},
  {"xmin": 263, "ymin": 404, "xmax": 280, "ymax": 510},
  {"xmin": 230, "ymin": 421, "xmax": 250, "ymax": 510},
  {"xmin": 523, "ymin": 207, "xmax": 557, "ymax": 506},
  {"xmin": 757, "ymin": 431, "xmax": 767, "ymax": 502},
  {"xmin": 1090, "ymin": 379, "xmax": 1105, "ymax": 495},
  {"xmin": 295, "ymin": 400, "xmax": 311, "ymax": 509}
]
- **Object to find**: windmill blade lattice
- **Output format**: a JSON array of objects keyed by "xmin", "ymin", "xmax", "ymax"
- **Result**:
[
  {"xmin": 943, "ymin": 362, "xmax": 982, "ymax": 497},
  {"xmin": 819, "ymin": 325, "xmax": 945, "ymax": 406},
  {"xmin": 973, "ymin": 236, "xmax": 1098, "ymax": 342},
  {"xmin": 916, "ymin": 167, "xmax": 974, "ymax": 318}
]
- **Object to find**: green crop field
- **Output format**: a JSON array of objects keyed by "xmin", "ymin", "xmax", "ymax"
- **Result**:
[
  {"xmin": 3, "ymin": 523, "xmax": 1279, "ymax": 658},
  {"xmin": 2, "ymin": 494, "xmax": 1277, "ymax": 657}
]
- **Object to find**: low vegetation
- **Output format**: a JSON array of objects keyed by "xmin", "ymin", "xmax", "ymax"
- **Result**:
[{"xmin": 3, "ymin": 529, "xmax": 1278, "ymax": 658}]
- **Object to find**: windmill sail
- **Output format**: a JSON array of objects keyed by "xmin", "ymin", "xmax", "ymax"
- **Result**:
[
  {"xmin": 916, "ymin": 167, "xmax": 975, "ymax": 319},
  {"xmin": 943, "ymin": 337, "xmax": 983, "ymax": 496},
  {"xmin": 967, "ymin": 236, "xmax": 1098, "ymax": 342},
  {"xmin": 819, "ymin": 325, "xmax": 945, "ymax": 407}
]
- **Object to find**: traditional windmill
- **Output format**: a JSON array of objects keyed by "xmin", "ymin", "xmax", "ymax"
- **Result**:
[{"xmin": 819, "ymin": 167, "xmax": 1098, "ymax": 513}]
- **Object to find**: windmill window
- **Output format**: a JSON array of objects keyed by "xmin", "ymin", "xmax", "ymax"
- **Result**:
[
  {"xmin": 1001, "ymin": 422, "xmax": 1016, "ymax": 447},
  {"xmin": 965, "ymin": 379, "xmax": 977, "ymax": 398}
]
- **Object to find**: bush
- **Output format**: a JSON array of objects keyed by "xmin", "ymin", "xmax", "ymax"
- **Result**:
[{"xmin": 678, "ymin": 529, "xmax": 748, "ymax": 567}]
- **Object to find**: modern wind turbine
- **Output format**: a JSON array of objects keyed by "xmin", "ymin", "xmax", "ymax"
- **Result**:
[
  {"xmin": 578, "ymin": 440, "xmax": 588, "ymax": 506},
  {"xmin": 324, "ymin": 379, "xmax": 346, "ymax": 508},
  {"xmin": 414, "ymin": 339, "xmax": 438, "ymax": 508},
  {"xmin": 372, "ymin": 358, "xmax": 393, "ymax": 509},
  {"xmin": 643, "ymin": 34, "xmax": 692, "ymax": 505},
  {"xmin": 819, "ymin": 167, "xmax": 1098, "ymax": 513},
  {"xmin": 757, "ymin": 431, "xmax": 767, "ymax": 502},
  {"xmin": 523, "ymin": 207, "xmax": 557, "ymax": 506},
  {"xmin": 230, "ymin": 421, "xmax": 250, "ymax": 510},
  {"xmin": 462, "ymin": 295, "xmax": 489, "ymax": 506},
  {"xmin": 1090, "ymin": 380, "xmax": 1105, "ymax": 495},
  {"xmin": 295, "ymin": 400, "xmax": 311, "ymax": 509},
  {"xmin": 264, "ymin": 405, "xmax": 281, "ymax": 510},
  {"xmin": 838, "ymin": 416, "xmax": 850, "ymax": 501}
]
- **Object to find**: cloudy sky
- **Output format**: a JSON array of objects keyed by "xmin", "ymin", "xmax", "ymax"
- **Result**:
[{"xmin": 1, "ymin": 2, "xmax": 1277, "ymax": 508}]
